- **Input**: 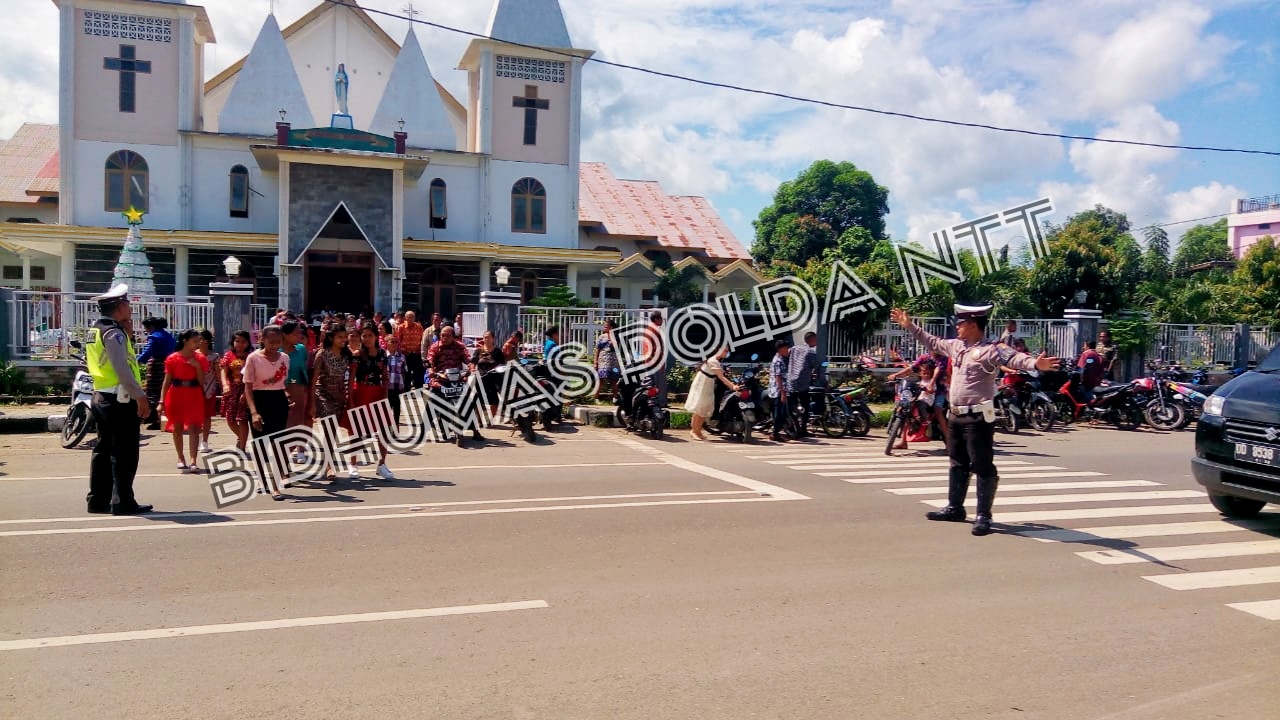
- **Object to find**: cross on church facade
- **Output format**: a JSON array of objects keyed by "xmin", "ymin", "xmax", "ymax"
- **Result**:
[
  {"xmin": 513, "ymin": 85, "xmax": 550, "ymax": 146},
  {"xmin": 103, "ymin": 44, "xmax": 151, "ymax": 113}
]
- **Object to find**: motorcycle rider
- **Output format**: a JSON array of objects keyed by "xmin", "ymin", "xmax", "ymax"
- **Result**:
[
  {"xmin": 428, "ymin": 325, "xmax": 483, "ymax": 442},
  {"xmin": 84, "ymin": 283, "xmax": 153, "ymax": 516},
  {"xmin": 769, "ymin": 340, "xmax": 792, "ymax": 442},
  {"xmin": 890, "ymin": 304, "xmax": 1060, "ymax": 536},
  {"xmin": 1077, "ymin": 340, "xmax": 1104, "ymax": 403}
]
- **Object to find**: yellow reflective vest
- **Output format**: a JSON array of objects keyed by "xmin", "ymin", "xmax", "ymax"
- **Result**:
[{"xmin": 86, "ymin": 318, "xmax": 142, "ymax": 390}]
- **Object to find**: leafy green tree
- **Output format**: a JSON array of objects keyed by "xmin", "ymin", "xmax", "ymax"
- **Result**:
[
  {"xmin": 1142, "ymin": 225, "xmax": 1171, "ymax": 281},
  {"xmin": 1172, "ymin": 219, "xmax": 1231, "ymax": 274},
  {"xmin": 527, "ymin": 285, "xmax": 590, "ymax": 308},
  {"xmin": 752, "ymin": 160, "xmax": 890, "ymax": 266},
  {"xmin": 655, "ymin": 265, "xmax": 705, "ymax": 308},
  {"xmin": 1028, "ymin": 205, "xmax": 1143, "ymax": 316},
  {"xmin": 1233, "ymin": 236, "xmax": 1280, "ymax": 330}
]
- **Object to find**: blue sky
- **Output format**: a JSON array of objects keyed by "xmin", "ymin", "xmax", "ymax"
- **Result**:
[{"xmin": 2, "ymin": 0, "xmax": 1276, "ymax": 249}]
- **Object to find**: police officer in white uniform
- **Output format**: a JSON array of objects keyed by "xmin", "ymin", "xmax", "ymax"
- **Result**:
[
  {"xmin": 890, "ymin": 304, "xmax": 1060, "ymax": 535},
  {"xmin": 85, "ymin": 284, "xmax": 153, "ymax": 515}
]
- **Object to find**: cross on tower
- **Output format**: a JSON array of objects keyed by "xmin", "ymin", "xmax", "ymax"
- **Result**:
[
  {"xmin": 103, "ymin": 44, "xmax": 151, "ymax": 113},
  {"xmin": 513, "ymin": 85, "xmax": 550, "ymax": 146}
]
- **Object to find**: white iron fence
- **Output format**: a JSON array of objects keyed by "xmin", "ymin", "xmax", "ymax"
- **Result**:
[
  {"xmin": 5, "ymin": 291, "xmax": 269, "ymax": 360},
  {"xmin": 518, "ymin": 308, "xmax": 655, "ymax": 351}
]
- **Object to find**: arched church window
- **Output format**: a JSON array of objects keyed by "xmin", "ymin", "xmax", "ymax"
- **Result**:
[
  {"xmin": 520, "ymin": 271, "xmax": 539, "ymax": 304},
  {"xmin": 104, "ymin": 150, "xmax": 148, "ymax": 213},
  {"xmin": 429, "ymin": 178, "xmax": 447, "ymax": 229},
  {"xmin": 229, "ymin": 165, "xmax": 250, "ymax": 218},
  {"xmin": 511, "ymin": 178, "xmax": 546, "ymax": 234},
  {"xmin": 420, "ymin": 266, "xmax": 455, "ymax": 320}
]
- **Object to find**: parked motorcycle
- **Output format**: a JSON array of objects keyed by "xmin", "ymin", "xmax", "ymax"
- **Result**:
[
  {"xmin": 1134, "ymin": 370, "xmax": 1188, "ymax": 431},
  {"xmin": 1055, "ymin": 371, "xmax": 1144, "ymax": 430},
  {"xmin": 813, "ymin": 362, "xmax": 874, "ymax": 438},
  {"xmin": 998, "ymin": 371, "xmax": 1056, "ymax": 432},
  {"xmin": 994, "ymin": 380, "xmax": 1022, "ymax": 434},
  {"xmin": 61, "ymin": 340, "xmax": 96, "ymax": 449},
  {"xmin": 616, "ymin": 372, "xmax": 668, "ymax": 439},
  {"xmin": 485, "ymin": 364, "xmax": 538, "ymax": 443},
  {"xmin": 704, "ymin": 354, "xmax": 761, "ymax": 443},
  {"xmin": 529, "ymin": 361, "xmax": 564, "ymax": 430}
]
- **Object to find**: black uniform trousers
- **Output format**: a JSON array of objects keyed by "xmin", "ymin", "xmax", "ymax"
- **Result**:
[
  {"xmin": 87, "ymin": 392, "xmax": 142, "ymax": 511},
  {"xmin": 947, "ymin": 412, "xmax": 1000, "ymax": 516}
]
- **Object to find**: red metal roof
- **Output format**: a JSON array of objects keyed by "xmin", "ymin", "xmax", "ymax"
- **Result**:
[
  {"xmin": 0, "ymin": 124, "xmax": 58, "ymax": 204},
  {"xmin": 579, "ymin": 161, "xmax": 751, "ymax": 260}
]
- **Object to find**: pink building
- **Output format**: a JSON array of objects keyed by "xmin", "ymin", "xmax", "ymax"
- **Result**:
[{"xmin": 1227, "ymin": 194, "xmax": 1280, "ymax": 258}]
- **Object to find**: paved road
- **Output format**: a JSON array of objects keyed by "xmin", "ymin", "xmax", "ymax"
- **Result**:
[{"xmin": 1, "ymin": 420, "xmax": 1277, "ymax": 719}]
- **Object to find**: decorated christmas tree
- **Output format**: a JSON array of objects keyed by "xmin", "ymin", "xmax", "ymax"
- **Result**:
[{"xmin": 111, "ymin": 206, "xmax": 157, "ymax": 297}]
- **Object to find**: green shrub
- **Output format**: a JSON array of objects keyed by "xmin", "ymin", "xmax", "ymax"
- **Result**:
[
  {"xmin": 668, "ymin": 411, "xmax": 692, "ymax": 429},
  {"xmin": 0, "ymin": 362, "xmax": 27, "ymax": 395},
  {"xmin": 871, "ymin": 409, "xmax": 893, "ymax": 428},
  {"xmin": 667, "ymin": 364, "xmax": 695, "ymax": 394},
  {"xmin": 593, "ymin": 414, "xmax": 614, "ymax": 428}
]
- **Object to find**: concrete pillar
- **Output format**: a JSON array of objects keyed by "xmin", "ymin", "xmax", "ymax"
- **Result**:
[
  {"xmin": 210, "ymin": 282, "xmax": 254, "ymax": 351},
  {"xmin": 479, "ymin": 259, "xmax": 492, "ymax": 294},
  {"xmin": 701, "ymin": 282, "xmax": 709, "ymax": 303},
  {"xmin": 599, "ymin": 275, "xmax": 606, "ymax": 309},
  {"xmin": 174, "ymin": 246, "xmax": 189, "ymax": 301},
  {"xmin": 60, "ymin": 241, "xmax": 75, "ymax": 293},
  {"xmin": 20, "ymin": 255, "xmax": 31, "ymax": 290},
  {"xmin": 480, "ymin": 290, "xmax": 521, "ymax": 347},
  {"xmin": 1062, "ymin": 308, "xmax": 1102, "ymax": 359},
  {"xmin": 566, "ymin": 263, "xmax": 579, "ymax": 294},
  {"xmin": 1233, "ymin": 323, "xmax": 1252, "ymax": 370}
]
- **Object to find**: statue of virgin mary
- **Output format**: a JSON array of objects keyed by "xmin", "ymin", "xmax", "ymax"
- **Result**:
[{"xmin": 334, "ymin": 63, "xmax": 350, "ymax": 116}]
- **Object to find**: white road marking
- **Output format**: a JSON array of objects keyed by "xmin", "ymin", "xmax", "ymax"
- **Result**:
[
  {"xmin": 921, "ymin": 490, "xmax": 1204, "ymax": 508},
  {"xmin": 0, "ymin": 460, "xmax": 665, "ymax": 483},
  {"xmin": 751, "ymin": 452, "xmax": 923, "ymax": 461},
  {"xmin": 1226, "ymin": 599, "xmax": 1280, "ymax": 620},
  {"xmin": 1144, "ymin": 565, "xmax": 1280, "ymax": 590},
  {"xmin": 1076, "ymin": 539, "xmax": 1280, "ymax": 565},
  {"xmin": 769, "ymin": 457, "xmax": 1035, "ymax": 467},
  {"xmin": 0, "ymin": 496, "xmax": 795, "ymax": 537},
  {"xmin": 787, "ymin": 461, "xmax": 1043, "ymax": 472},
  {"xmin": 606, "ymin": 436, "xmax": 810, "ymax": 501},
  {"xmin": 995, "ymin": 504, "xmax": 1213, "ymax": 523},
  {"xmin": 886, "ymin": 480, "xmax": 1159, "ymax": 495},
  {"xmin": 817, "ymin": 463, "xmax": 1047, "ymax": 478},
  {"xmin": 1018, "ymin": 518, "xmax": 1280, "ymax": 543},
  {"xmin": 0, "ymin": 600, "xmax": 549, "ymax": 651},
  {"xmin": 0, "ymin": 491, "xmax": 756, "ymax": 526},
  {"xmin": 838, "ymin": 471, "xmax": 1101, "ymax": 484}
]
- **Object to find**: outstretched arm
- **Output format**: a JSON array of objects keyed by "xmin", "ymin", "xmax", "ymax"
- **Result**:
[{"xmin": 889, "ymin": 308, "xmax": 948, "ymax": 357}]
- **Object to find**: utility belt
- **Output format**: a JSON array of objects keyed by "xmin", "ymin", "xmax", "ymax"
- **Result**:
[
  {"xmin": 94, "ymin": 387, "xmax": 134, "ymax": 404},
  {"xmin": 949, "ymin": 399, "xmax": 995, "ymax": 423}
]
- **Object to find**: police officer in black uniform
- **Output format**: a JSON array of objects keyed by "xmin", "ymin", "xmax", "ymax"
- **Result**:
[{"xmin": 85, "ymin": 283, "xmax": 153, "ymax": 515}]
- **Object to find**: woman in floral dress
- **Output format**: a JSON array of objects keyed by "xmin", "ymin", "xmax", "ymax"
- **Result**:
[{"xmin": 220, "ymin": 330, "xmax": 252, "ymax": 451}]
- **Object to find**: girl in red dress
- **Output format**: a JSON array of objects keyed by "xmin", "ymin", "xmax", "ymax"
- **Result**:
[
  {"xmin": 159, "ymin": 329, "xmax": 209, "ymax": 472},
  {"xmin": 350, "ymin": 324, "xmax": 394, "ymax": 480},
  {"xmin": 221, "ymin": 331, "xmax": 252, "ymax": 451},
  {"xmin": 197, "ymin": 329, "xmax": 220, "ymax": 453}
]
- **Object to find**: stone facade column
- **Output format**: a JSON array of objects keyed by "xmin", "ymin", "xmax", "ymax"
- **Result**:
[
  {"xmin": 1062, "ymin": 308, "xmax": 1102, "ymax": 360},
  {"xmin": 481, "ymin": 290, "xmax": 521, "ymax": 348},
  {"xmin": 211, "ymin": 282, "xmax": 254, "ymax": 351},
  {"xmin": 20, "ymin": 255, "xmax": 31, "ymax": 290},
  {"xmin": 174, "ymin": 246, "xmax": 189, "ymax": 301}
]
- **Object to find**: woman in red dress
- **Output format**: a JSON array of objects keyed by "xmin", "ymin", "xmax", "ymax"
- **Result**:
[
  {"xmin": 350, "ymin": 324, "xmax": 394, "ymax": 480},
  {"xmin": 197, "ymin": 329, "xmax": 220, "ymax": 454},
  {"xmin": 221, "ymin": 331, "xmax": 252, "ymax": 451},
  {"xmin": 159, "ymin": 329, "xmax": 209, "ymax": 472}
]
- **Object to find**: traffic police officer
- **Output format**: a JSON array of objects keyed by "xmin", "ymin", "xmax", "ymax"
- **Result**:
[
  {"xmin": 889, "ymin": 304, "xmax": 1059, "ymax": 535},
  {"xmin": 85, "ymin": 283, "xmax": 153, "ymax": 515}
]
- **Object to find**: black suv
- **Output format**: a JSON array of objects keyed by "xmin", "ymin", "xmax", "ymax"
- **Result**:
[{"xmin": 1192, "ymin": 342, "xmax": 1280, "ymax": 518}]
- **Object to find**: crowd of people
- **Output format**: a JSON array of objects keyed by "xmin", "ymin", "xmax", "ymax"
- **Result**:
[{"xmin": 121, "ymin": 307, "xmax": 562, "ymax": 499}]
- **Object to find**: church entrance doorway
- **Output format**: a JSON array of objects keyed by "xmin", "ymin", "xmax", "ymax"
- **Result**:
[{"xmin": 305, "ymin": 250, "xmax": 374, "ymax": 316}]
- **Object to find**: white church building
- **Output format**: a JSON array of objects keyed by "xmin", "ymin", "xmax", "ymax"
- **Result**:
[{"xmin": 0, "ymin": 0, "xmax": 758, "ymax": 317}]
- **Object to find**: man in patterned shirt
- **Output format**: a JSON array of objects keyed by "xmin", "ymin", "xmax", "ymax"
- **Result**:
[
  {"xmin": 394, "ymin": 311, "xmax": 426, "ymax": 390},
  {"xmin": 428, "ymin": 326, "xmax": 481, "ymax": 441},
  {"xmin": 890, "ymin": 303, "xmax": 1060, "ymax": 536}
]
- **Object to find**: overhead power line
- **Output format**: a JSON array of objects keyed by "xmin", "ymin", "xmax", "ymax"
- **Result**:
[{"xmin": 327, "ymin": 0, "xmax": 1280, "ymax": 158}]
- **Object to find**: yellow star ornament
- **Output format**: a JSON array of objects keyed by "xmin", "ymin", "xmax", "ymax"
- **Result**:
[{"xmin": 122, "ymin": 206, "xmax": 145, "ymax": 225}]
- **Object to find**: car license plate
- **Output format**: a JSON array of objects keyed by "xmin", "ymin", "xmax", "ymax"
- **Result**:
[
  {"xmin": 739, "ymin": 402, "xmax": 755, "ymax": 409},
  {"xmin": 1234, "ymin": 442, "xmax": 1280, "ymax": 468}
]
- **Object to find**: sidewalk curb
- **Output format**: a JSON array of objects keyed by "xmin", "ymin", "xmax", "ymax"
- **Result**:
[{"xmin": 0, "ymin": 416, "xmax": 57, "ymax": 434}]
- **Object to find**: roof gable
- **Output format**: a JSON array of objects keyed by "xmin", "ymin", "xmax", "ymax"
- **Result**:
[
  {"xmin": 218, "ymin": 14, "xmax": 314, "ymax": 135},
  {"xmin": 486, "ymin": 0, "xmax": 574, "ymax": 49},
  {"xmin": 369, "ymin": 30, "xmax": 456, "ymax": 150}
]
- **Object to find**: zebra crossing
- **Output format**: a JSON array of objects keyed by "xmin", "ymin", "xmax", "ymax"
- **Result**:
[{"xmin": 721, "ymin": 441, "xmax": 1280, "ymax": 621}]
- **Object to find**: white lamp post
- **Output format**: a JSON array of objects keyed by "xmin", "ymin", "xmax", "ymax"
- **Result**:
[
  {"xmin": 494, "ymin": 265, "xmax": 511, "ymax": 287},
  {"xmin": 223, "ymin": 256, "xmax": 242, "ymax": 279}
]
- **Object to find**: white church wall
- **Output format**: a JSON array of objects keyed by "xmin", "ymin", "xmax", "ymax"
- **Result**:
[
  {"xmin": 189, "ymin": 142, "xmax": 280, "ymax": 234},
  {"xmin": 72, "ymin": 140, "xmax": 180, "ymax": 229},
  {"xmin": 202, "ymin": 74, "xmax": 231, "ymax": 132},
  {"xmin": 286, "ymin": 6, "xmax": 396, "ymax": 132},
  {"xmin": 403, "ymin": 155, "xmax": 483, "ymax": 242},
  {"xmin": 485, "ymin": 159, "xmax": 575, "ymax": 249}
]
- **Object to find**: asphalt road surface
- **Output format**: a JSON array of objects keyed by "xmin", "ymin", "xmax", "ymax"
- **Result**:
[{"xmin": 1, "ymin": 418, "xmax": 1277, "ymax": 719}]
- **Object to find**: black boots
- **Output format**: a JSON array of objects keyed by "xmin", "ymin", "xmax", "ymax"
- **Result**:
[
  {"xmin": 972, "ymin": 475, "xmax": 999, "ymax": 536},
  {"xmin": 926, "ymin": 468, "xmax": 970, "ymax": 522}
]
